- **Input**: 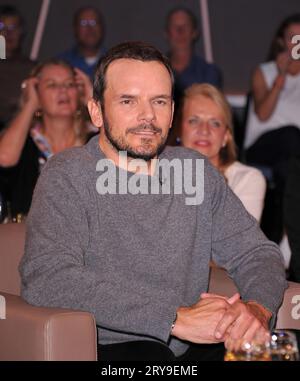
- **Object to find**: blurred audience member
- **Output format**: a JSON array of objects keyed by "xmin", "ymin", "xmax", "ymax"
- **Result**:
[
  {"xmin": 165, "ymin": 7, "xmax": 222, "ymax": 104},
  {"xmin": 0, "ymin": 59, "xmax": 93, "ymax": 217},
  {"xmin": 284, "ymin": 155, "xmax": 300, "ymax": 282},
  {"xmin": 180, "ymin": 84, "xmax": 266, "ymax": 221},
  {"xmin": 0, "ymin": 5, "xmax": 35, "ymax": 129},
  {"xmin": 0, "ymin": 5, "xmax": 35, "ymax": 221},
  {"xmin": 57, "ymin": 6, "xmax": 105, "ymax": 80},
  {"xmin": 244, "ymin": 14, "xmax": 300, "ymax": 241}
]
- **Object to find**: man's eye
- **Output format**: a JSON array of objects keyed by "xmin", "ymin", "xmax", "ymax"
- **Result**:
[
  {"xmin": 121, "ymin": 99, "xmax": 132, "ymax": 105},
  {"xmin": 154, "ymin": 100, "xmax": 166, "ymax": 105}
]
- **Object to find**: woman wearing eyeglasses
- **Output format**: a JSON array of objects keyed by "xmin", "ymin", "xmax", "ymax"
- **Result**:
[
  {"xmin": 178, "ymin": 83, "xmax": 266, "ymax": 222},
  {"xmin": 0, "ymin": 58, "xmax": 93, "ymax": 218}
]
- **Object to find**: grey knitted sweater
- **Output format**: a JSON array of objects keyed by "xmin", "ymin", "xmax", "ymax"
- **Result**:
[{"xmin": 20, "ymin": 135, "xmax": 287, "ymax": 356}]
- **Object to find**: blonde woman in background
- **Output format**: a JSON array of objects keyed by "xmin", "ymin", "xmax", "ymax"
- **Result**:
[
  {"xmin": 0, "ymin": 59, "xmax": 93, "ymax": 217},
  {"xmin": 179, "ymin": 83, "xmax": 266, "ymax": 221}
]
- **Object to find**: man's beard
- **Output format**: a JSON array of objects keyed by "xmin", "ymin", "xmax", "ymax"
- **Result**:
[{"xmin": 102, "ymin": 115, "xmax": 168, "ymax": 161}]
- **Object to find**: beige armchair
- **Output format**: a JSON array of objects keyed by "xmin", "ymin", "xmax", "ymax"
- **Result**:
[
  {"xmin": 0, "ymin": 223, "xmax": 97, "ymax": 361},
  {"xmin": 1, "ymin": 223, "xmax": 299, "ymax": 360}
]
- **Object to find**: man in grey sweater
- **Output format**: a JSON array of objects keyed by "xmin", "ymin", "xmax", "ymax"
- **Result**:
[{"xmin": 20, "ymin": 41, "xmax": 287, "ymax": 361}]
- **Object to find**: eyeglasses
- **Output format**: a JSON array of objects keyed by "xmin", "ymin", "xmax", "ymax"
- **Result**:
[
  {"xmin": 0, "ymin": 22, "xmax": 20, "ymax": 32},
  {"xmin": 43, "ymin": 81, "xmax": 77, "ymax": 91},
  {"xmin": 79, "ymin": 19, "xmax": 98, "ymax": 28},
  {"xmin": 186, "ymin": 116, "xmax": 225, "ymax": 129}
]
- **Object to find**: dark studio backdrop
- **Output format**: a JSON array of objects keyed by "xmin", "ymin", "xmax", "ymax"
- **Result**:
[{"xmin": 1, "ymin": 0, "xmax": 299, "ymax": 93}]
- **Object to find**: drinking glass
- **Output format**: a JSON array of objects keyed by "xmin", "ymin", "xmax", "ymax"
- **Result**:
[
  {"xmin": 224, "ymin": 333, "xmax": 271, "ymax": 361},
  {"xmin": 270, "ymin": 330, "xmax": 299, "ymax": 361}
]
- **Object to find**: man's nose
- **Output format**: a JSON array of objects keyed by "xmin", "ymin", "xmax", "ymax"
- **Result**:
[{"xmin": 138, "ymin": 101, "xmax": 155, "ymax": 123}]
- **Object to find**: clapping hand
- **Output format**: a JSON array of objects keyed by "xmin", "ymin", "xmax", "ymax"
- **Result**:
[
  {"xmin": 74, "ymin": 68, "xmax": 93, "ymax": 106},
  {"xmin": 276, "ymin": 51, "xmax": 291, "ymax": 74},
  {"xmin": 20, "ymin": 77, "xmax": 40, "ymax": 112},
  {"xmin": 274, "ymin": 51, "xmax": 292, "ymax": 90}
]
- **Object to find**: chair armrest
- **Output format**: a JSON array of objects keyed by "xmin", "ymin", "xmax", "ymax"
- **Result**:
[
  {"xmin": 0, "ymin": 293, "xmax": 97, "ymax": 360},
  {"xmin": 276, "ymin": 281, "xmax": 300, "ymax": 330}
]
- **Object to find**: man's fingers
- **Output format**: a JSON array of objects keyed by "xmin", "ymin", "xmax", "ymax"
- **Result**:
[
  {"xmin": 225, "ymin": 325, "xmax": 269, "ymax": 354},
  {"xmin": 227, "ymin": 293, "xmax": 240, "ymax": 305},
  {"xmin": 201, "ymin": 292, "xmax": 226, "ymax": 299},
  {"xmin": 240, "ymin": 320, "xmax": 266, "ymax": 344},
  {"xmin": 201, "ymin": 292, "xmax": 240, "ymax": 305},
  {"xmin": 226, "ymin": 314, "xmax": 254, "ymax": 341},
  {"xmin": 214, "ymin": 311, "xmax": 237, "ymax": 339}
]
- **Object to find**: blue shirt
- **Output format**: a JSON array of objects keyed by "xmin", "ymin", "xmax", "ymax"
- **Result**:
[
  {"xmin": 173, "ymin": 55, "xmax": 222, "ymax": 101},
  {"xmin": 57, "ymin": 46, "xmax": 105, "ymax": 80}
]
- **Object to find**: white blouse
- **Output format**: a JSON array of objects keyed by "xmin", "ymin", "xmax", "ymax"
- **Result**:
[
  {"xmin": 244, "ymin": 61, "xmax": 300, "ymax": 149},
  {"xmin": 224, "ymin": 161, "xmax": 266, "ymax": 221}
]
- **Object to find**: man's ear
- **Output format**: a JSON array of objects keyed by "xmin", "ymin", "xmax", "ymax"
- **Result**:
[{"xmin": 88, "ymin": 99, "xmax": 103, "ymax": 128}]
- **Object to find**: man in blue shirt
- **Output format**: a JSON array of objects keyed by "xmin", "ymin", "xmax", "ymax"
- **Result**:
[
  {"xmin": 57, "ymin": 6, "xmax": 105, "ymax": 80},
  {"xmin": 165, "ymin": 7, "xmax": 222, "ymax": 102}
]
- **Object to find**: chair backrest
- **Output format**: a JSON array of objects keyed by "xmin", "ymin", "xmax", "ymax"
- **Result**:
[
  {"xmin": 0, "ymin": 223, "xmax": 26, "ymax": 295},
  {"xmin": 230, "ymin": 92, "xmax": 251, "ymax": 160},
  {"xmin": 209, "ymin": 266, "xmax": 300, "ymax": 330},
  {"xmin": 276, "ymin": 281, "xmax": 300, "ymax": 330}
]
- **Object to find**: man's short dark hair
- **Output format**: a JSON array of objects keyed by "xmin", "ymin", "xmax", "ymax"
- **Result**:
[
  {"xmin": 93, "ymin": 41, "xmax": 174, "ymax": 104},
  {"xmin": 165, "ymin": 7, "xmax": 198, "ymax": 31},
  {"xmin": 0, "ymin": 4, "xmax": 24, "ymax": 28}
]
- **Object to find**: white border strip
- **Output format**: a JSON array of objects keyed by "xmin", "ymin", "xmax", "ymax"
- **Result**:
[
  {"xmin": 30, "ymin": 0, "xmax": 51, "ymax": 60},
  {"xmin": 199, "ymin": 0, "xmax": 213, "ymax": 63},
  {"xmin": 0, "ymin": 35, "xmax": 5, "ymax": 59}
]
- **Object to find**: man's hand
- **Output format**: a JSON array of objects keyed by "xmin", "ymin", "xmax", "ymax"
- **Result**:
[
  {"xmin": 201, "ymin": 293, "xmax": 272, "ymax": 351},
  {"xmin": 171, "ymin": 293, "xmax": 240, "ymax": 344}
]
